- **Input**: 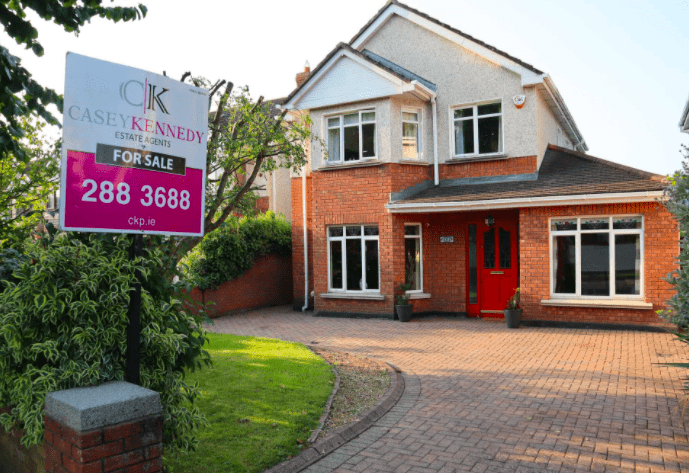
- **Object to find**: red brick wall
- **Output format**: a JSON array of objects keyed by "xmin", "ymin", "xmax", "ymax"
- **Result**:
[
  {"xmin": 438, "ymin": 155, "xmax": 537, "ymax": 180},
  {"xmin": 519, "ymin": 203, "xmax": 678, "ymax": 325},
  {"xmin": 189, "ymin": 254, "xmax": 293, "ymax": 318},
  {"xmin": 44, "ymin": 414, "xmax": 163, "ymax": 473}
]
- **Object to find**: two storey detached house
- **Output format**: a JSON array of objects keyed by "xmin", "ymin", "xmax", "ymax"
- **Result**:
[{"xmin": 284, "ymin": 1, "xmax": 677, "ymax": 326}]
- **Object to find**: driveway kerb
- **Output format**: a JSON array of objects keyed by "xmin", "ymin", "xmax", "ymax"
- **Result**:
[{"xmin": 266, "ymin": 350, "xmax": 407, "ymax": 473}]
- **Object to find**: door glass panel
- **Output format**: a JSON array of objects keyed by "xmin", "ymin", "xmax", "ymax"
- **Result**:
[
  {"xmin": 405, "ymin": 238, "xmax": 420, "ymax": 291},
  {"xmin": 329, "ymin": 240, "xmax": 343, "ymax": 289},
  {"xmin": 499, "ymin": 228, "xmax": 511, "ymax": 269},
  {"xmin": 365, "ymin": 240, "xmax": 379, "ymax": 290},
  {"xmin": 483, "ymin": 228, "xmax": 495, "ymax": 269},
  {"xmin": 469, "ymin": 225, "xmax": 477, "ymax": 304},
  {"xmin": 581, "ymin": 233, "xmax": 610, "ymax": 296},
  {"xmin": 615, "ymin": 234, "xmax": 640, "ymax": 295},
  {"xmin": 553, "ymin": 236, "xmax": 576, "ymax": 294},
  {"xmin": 346, "ymin": 239, "xmax": 362, "ymax": 290}
]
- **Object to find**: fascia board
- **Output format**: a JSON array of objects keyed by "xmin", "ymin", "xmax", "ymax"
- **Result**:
[
  {"xmin": 352, "ymin": 5, "xmax": 538, "ymax": 80},
  {"xmin": 385, "ymin": 191, "xmax": 665, "ymax": 213},
  {"xmin": 285, "ymin": 49, "xmax": 407, "ymax": 110}
]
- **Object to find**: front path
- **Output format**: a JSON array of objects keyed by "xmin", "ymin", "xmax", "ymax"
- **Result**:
[{"xmin": 209, "ymin": 307, "xmax": 689, "ymax": 472}]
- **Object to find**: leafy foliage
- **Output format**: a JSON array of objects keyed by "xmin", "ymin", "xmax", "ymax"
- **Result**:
[
  {"xmin": 181, "ymin": 211, "xmax": 291, "ymax": 290},
  {"xmin": 0, "ymin": 1, "xmax": 147, "ymax": 160},
  {"xmin": 0, "ymin": 117, "xmax": 60, "ymax": 248},
  {"xmin": 0, "ymin": 233, "xmax": 210, "ymax": 453},
  {"xmin": 505, "ymin": 287, "xmax": 520, "ymax": 310}
]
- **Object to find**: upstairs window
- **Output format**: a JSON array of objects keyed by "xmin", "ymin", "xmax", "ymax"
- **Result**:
[
  {"xmin": 326, "ymin": 110, "xmax": 376, "ymax": 163},
  {"xmin": 402, "ymin": 110, "xmax": 421, "ymax": 159},
  {"xmin": 452, "ymin": 101, "xmax": 502, "ymax": 157}
]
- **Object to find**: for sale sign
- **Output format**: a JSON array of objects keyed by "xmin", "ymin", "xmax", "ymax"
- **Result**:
[{"xmin": 59, "ymin": 53, "xmax": 208, "ymax": 236}]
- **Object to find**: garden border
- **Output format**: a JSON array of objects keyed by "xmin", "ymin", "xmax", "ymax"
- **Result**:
[{"xmin": 265, "ymin": 349, "xmax": 405, "ymax": 473}]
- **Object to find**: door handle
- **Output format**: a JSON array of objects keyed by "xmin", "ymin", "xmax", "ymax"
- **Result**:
[{"xmin": 490, "ymin": 271, "xmax": 504, "ymax": 275}]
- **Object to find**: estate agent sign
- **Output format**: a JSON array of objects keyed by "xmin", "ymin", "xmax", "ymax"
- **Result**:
[{"xmin": 60, "ymin": 53, "xmax": 208, "ymax": 236}]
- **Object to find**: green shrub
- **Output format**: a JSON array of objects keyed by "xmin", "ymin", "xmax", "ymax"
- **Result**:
[
  {"xmin": 182, "ymin": 211, "xmax": 291, "ymax": 290},
  {"xmin": 0, "ymin": 233, "xmax": 210, "ymax": 453}
]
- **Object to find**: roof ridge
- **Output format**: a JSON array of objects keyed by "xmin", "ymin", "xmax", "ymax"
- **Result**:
[
  {"xmin": 546, "ymin": 144, "xmax": 665, "ymax": 182},
  {"xmin": 349, "ymin": 0, "xmax": 543, "ymax": 75}
]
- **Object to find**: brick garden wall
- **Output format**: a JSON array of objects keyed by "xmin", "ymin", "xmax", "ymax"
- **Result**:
[
  {"xmin": 189, "ymin": 254, "xmax": 293, "ymax": 318},
  {"xmin": 519, "ymin": 202, "xmax": 678, "ymax": 325}
]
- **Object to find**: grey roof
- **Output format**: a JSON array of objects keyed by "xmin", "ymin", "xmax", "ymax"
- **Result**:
[
  {"xmin": 362, "ymin": 50, "xmax": 436, "ymax": 92},
  {"xmin": 679, "ymin": 94, "xmax": 689, "ymax": 132},
  {"xmin": 393, "ymin": 145, "xmax": 665, "ymax": 205}
]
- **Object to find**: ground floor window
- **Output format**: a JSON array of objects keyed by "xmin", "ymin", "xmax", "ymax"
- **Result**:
[
  {"xmin": 328, "ymin": 225, "xmax": 379, "ymax": 292},
  {"xmin": 404, "ymin": 224, "xmax": 423, "ymax": 292},
  {"xmin": 550, "ymin": 216, "xmax": 643, "ymax": 298}
]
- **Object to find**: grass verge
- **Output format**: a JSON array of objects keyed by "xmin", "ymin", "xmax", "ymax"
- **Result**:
[{"xmin": 164, "ymin": 333, "xmax": 334, "ymax": 473}]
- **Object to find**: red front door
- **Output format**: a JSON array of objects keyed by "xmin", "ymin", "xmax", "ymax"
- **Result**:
[{"xmin": 466, "ymin": 219, "xmax": 519, "ymax": 318}]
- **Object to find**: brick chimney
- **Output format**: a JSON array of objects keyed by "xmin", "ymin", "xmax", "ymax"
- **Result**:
[{"xmin": 295, "ymin": 61, "xmax": 311, "ymax": 87}]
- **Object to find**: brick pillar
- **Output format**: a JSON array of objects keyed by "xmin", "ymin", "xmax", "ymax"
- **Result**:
[{"xmin": 43, "ymin": 381, "xmax": 163, "ymax": 473}]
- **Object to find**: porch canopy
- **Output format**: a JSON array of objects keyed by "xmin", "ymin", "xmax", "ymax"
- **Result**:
[{"xmin": 386, "ymin": 145, "xmax": 666, "ymax": 213}]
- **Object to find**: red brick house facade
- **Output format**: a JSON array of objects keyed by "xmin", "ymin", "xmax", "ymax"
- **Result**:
[{"xmin": 285, "ymin": 1, "xmax": 677, "ymax": 326}]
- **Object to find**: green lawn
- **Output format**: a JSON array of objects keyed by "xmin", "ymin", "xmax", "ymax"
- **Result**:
[{"xmin": 165, "ymin": 333, "xmax": 334, "ymax": 473}]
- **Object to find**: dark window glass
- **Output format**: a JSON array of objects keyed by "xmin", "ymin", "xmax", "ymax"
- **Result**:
[
  {"xmin": 329, "ymin": 227, "xmax": 343, "ymax": 237},
  {"xmin": 344, "ymin": 126, "xmax": 359, "ymax": 161},
  {"xmin": 362, "ymin": 123, "xmax": 375, "ymax": 157},
  {"xmin": 454, "ymin": 120, "xmax": 474, "ymax": 155},
  {"xmin": 330, "ymin": 240, "xmax": 342, "ymax": 289},
  {"xmin": 454, "ymin": 108, "xmax": 473, "ymax": 119},
  {"xmin": 613, "ymin": 218, "xmax": 641, "ymax": 230},
  {"xmin": 499, "ymin": 228, "xmax": 511, "ymax": 269},
  {"xmin": 365, "ymin": 240, "xmax": 379, "ymax": 290},
  {"xmin": 478, "ymin": 116, "xmax": 501, "ymax": 154},
  {"xmin": 346, "ymin": 226, "xmax": 361, "ymax": 236},
  {"xmin": 405, "ymin": 237, "xmax": 420, "ymax": 291},
  {"xmin": 553, "ymin": 236, "xmax": 576, "ymax": 294},
  {"xmin": 483, "ymin": 228, "xmax": 495, "ymax": 269},
  {"xmin": 581, "ymin": 219, "xmax": 609, "ymax": 230},
  {"xmin": 478, "ymin": 103, "xmax": 501, "ymax": 115},
  {"xmin": 364, "ymin": 226, "xmax": 379, "ymax": 236},
  {"xmin": 404, "ymin": 225, "xmax": 419, "ymax": 236},
  {"xmin": 469, "ymin": 225, "xmax": 477, "ymax": 304},
  {"xmin": 551, "ymin": 219, "xmax": 577, "ymax": 231},
  {"xmin": 346, "ymin": 239, "xmax": 362, "ymax": 290},
  {"xmin": 615, "ymin": 234, "xmax": 640, "ymax": 295},
  {"xmin": 581, "ymin": 233, "xmax": 610, "ymax": 296}
]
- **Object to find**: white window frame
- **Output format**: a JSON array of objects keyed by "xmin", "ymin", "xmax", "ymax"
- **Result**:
[
  {"xmin": 404, "ymin": 223, "xmax": 423, "ymax": 293},
  {"xmin": 548, "ymin": 215, "xmax": 645, "ymax": 300},
  {"xmin": 449, "ymin": 98, "xmax": 504, "ymax": 159},
  {"xmin": 402, "ymin": 107, "xmax": 423, "ymax": 160},
  {"xmin": 327, "ymin": 225, "xmax": 381, "ymax": 293},
  {"xmin": 325, "ymin": 108, "xmax": 377, "ymax": 164}
]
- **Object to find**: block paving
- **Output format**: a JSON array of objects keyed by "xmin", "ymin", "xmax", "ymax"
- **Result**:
[{"xmin": 209, "ymin": 307, "xmax": 689, "ymax": 472}]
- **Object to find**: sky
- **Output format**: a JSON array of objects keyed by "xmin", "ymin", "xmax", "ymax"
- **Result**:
[{"xmin": 4, "ymin": 0, "xmax": 689, "ymax": 175}]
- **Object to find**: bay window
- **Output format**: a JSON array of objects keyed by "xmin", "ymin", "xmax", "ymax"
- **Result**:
[
  {"xmin": 404, "ymin": 224, "xmax": 423, "ymax": 292},
  {"xmin": 328, "ymin": 225, "xmax": 380, "ymax": 292},
  {"xmin": 452, "ymin": 101, "xmax": 503, "ymax": 157},
  {"xmin": 326, "ymin": 110, "xmax": 376, "ymax": 163},
  {"xmin": 550, "ymin": 216, "xmax": 643, "ymax": 298},
  {"xmin": 402, "ymin": 110, "xmax": 421, "ymax": 159}
]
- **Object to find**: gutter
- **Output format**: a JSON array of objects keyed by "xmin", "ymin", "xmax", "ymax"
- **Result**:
[{"xmin": 385, "ymin": 190, "xmax": 665, "ymax": 213}]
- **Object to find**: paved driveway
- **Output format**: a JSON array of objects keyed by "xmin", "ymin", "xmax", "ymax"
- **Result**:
[{"xmin": 209, "ymin": 307, "xmax": 689, "ymax": 472}]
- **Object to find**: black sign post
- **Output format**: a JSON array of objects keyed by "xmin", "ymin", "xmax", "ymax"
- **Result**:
[{"xmin": 125, "ymin": 234, "xmax": 143, "ymax": 385}]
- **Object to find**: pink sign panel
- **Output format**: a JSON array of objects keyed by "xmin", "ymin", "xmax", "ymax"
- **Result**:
[{"xmin": 64, "ymin": 151, "xmax": 203, "ymax": 234}]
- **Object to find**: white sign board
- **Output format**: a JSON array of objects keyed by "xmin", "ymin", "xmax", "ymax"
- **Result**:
[{"xmin": 60, "ymin": 53, "xmax": 208, "ymax": 236}]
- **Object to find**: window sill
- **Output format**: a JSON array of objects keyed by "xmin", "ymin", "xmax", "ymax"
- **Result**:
[
  {"xmin": 541, "ymin": 299, "xmax": 653, "ymax": 310},
  {"xmin": 399, "ymin": 160, "xmax": 431, "ymax": 166},
  {"xmin": 319, "ymin": 160, "xmax": 382, "ymax": 171},
  {"xmin": 321, "ymin": 292, "xmax": 385, "ymax": 301},
  {"xmin": 446, "ymin": 154, "xmax": 508, "ymax": 164},
  {"xmin": 407, "ymin": 292, "xmax": 431, "ymax": 300}
]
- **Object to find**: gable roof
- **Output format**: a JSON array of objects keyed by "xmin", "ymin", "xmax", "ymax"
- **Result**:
[
  {"xmin": 680, "ymin": 94, "xmax": 689, "ymax": 133},
  {"xmin": 387, "ymin": 145, "xmax": 665, "ymax": 212},
  {"xmin": 350, "ymin": 0, "xmax": 543, "ymax": 76},
  {"xmin": 282, "ymin": 42, "xmax": 435, "ymax": 110}
]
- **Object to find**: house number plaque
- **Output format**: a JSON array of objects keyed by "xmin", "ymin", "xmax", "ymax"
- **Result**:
[{"xmin": 440, "ymin": 236, "xmax": 454, "ymax": 243}]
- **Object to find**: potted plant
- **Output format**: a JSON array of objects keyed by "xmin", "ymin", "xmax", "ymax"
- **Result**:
[
  {"xmin": 504, "ymin": 287, "xmax": 521, "ymax": 328},
  {"xmin": 396, "ymin": 282, "xmax": 413, "ymax": 322}
]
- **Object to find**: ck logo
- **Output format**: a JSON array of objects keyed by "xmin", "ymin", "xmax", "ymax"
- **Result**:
[{"xmin": 119, "ymin": 80, "xmax": 170, "ymax": 115}]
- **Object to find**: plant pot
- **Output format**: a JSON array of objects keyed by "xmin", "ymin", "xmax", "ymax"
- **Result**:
[
  {"xmin": 504, "ymin": 309, "xmax": 522, "ymax": 328},
  {"xmin": 396, "ymin": 304, "xmax": 412, "ymax": 322}
]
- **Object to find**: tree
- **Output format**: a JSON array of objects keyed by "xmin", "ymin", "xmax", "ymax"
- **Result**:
[
  {"xmin": 0, "ymin": 1, "xmax": 147, "ymax": 161},
  {"xmin": 0, "ymin": 116, "xmax": 60, "ymax": 247},
  {"xmin": 165, "ymin": 79, "xmax": 315, "ymax": 267}
]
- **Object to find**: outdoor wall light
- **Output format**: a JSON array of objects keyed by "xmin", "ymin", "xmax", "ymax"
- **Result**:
[{"xmin": 485, "ymin": 214, "xmax": 494, "ymax": 226}]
